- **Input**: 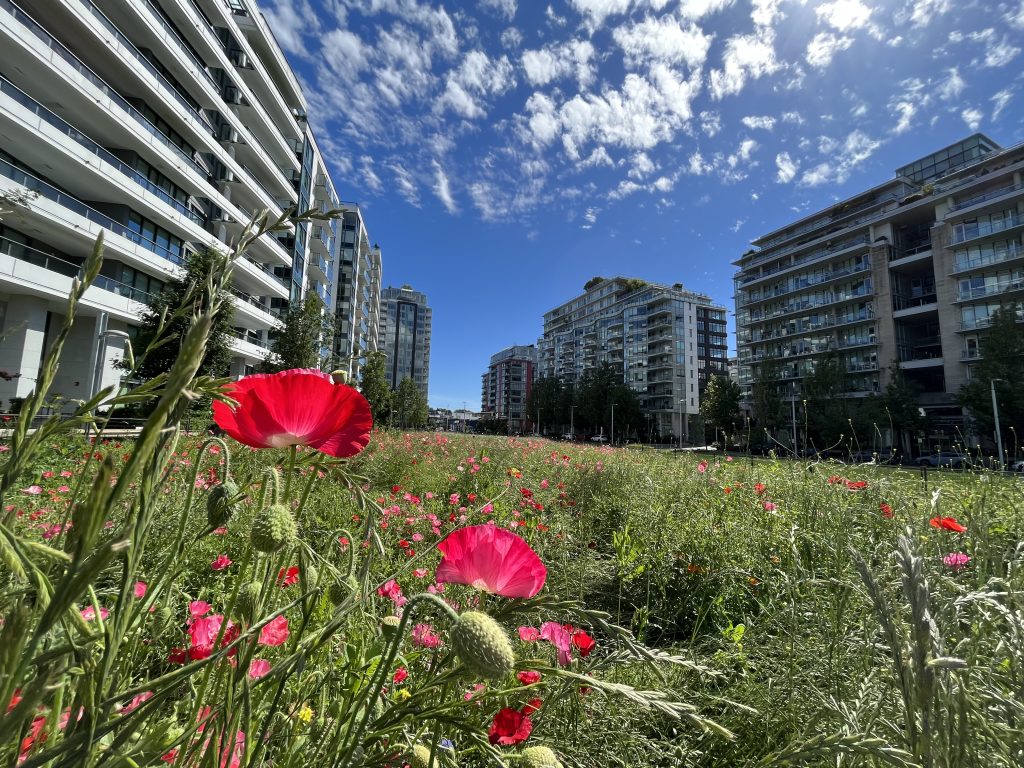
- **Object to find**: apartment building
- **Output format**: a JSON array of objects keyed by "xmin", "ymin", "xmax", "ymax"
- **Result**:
[
  {"xmin": 537, "ymin": 277, "xmax": 728, "ymax": 441},
  {"xmin": 0, "ymin": 0, "xmax": 359, "ymax": 409},
  {"xmin": 480, "ymin": 344, "xmax": 535, "ymax": 434},
  {"xmin": 332, "ymin": 207, "xmax": 382, "ymax": 381},
  {"xmin": 379, "ymin": 285, "xmax": 431, "ymax": 399},
  {"xmin": 734, "ymin": 133, "xmax": 1023, "ymax": 442}
]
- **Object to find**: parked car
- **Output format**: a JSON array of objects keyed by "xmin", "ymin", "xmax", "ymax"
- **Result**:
[
  {"xmin": 561, "ymin": 433, "xmax": 576, "ymax": 441},
  {"xmin": 589, "ymin": 435, "xmax": 608, "ymax": 443},
  {"xmin": 851, "ymin": 449, "xmax": 898, "ymax": 464},
  {"xmin": 1013, "ymin": 459, "xmax": 1024, "ymax": 472},
  {"xmin": 918, "ymin": 452, "xmax": 965, "ymax": 469}
]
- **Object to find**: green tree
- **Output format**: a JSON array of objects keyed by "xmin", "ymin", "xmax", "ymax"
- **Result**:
[
  {"xmin": 526, "ymin": 376, "xmax": 564, "ymax": 435},
  {"xmin": 751, "ymin": 359, "xmax": 785, "ymax": 436},
  {"xmin": 880, "ymin": 361, "xmax": 923, "ymax": 456},
  {"xmin": 260, "ymin": 294, "xmax": 333, "ymax": 373},
  {"xmin": 129, "ymin": 247, "xmax": 234, "ymax": 380},
  {"xmin": 700, "ymin": 375, "xmax": 742, "ymax": 445},
  {"xmin": 803, "ymin": 352, "xmax": 851, "ymax": 448},
  {"xmin": 575, "ymin": 363, "xmax": 642, "ymax": 442},
  {"xmin": 393, "ymin": 376, "xmax": 428, "ymax": 429},
  {"xmin": 359, "ymin": 351, "xmax": 392, "ymax": 427},
  {"xmin": 957, "ymin": 304, "xmax": 1024, "ymax": 451}
]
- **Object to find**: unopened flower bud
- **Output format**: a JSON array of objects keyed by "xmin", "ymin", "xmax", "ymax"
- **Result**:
[
  {"xmin": 409, "ymin": 744, "xmax": 435, "ymax": 768},
  {"xmin": 381, "ymin": 615, "xmax": 401, "ymax": 640},
  {"xmin": 250, "ymin": 504, "xmax": 296, "ymax": 553},
  {"xmin": 235, "ymin": 582, "xmax": 262, "ymax": 623},
  {"xmin": 450, "ymin": 611, "xmax": 514, "ymax": 680},
  {"xmin": 522, "ymin": 746, "xmax": 562, "ymax": 768},
  {"xmin": 207, "ymin": 478, "xmax": 240, "ymax": 528}
]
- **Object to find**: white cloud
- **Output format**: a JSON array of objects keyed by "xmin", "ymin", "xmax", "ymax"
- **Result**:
[
  {"xmin": 525, "ymin": 92, "xmax": 560, "ymax": 145},
  {"xmin": 961, "ymin": 107, "xmax": 983, "ymax": 131},
  {"xmin": 687, "ymin": 151, "xmax": 713, "ymax": 175},
  {"xmin": 709, "ymin": 31, "xmax": 780, "ymax": 99},
  {"xmin": 579, "ymin": 146, "xmax": 615, "ymax": 168},
  {"xmin": 432, "ymin": 161, "xmax": 458, "ymax": 213},
  {"xmin": 991, "ymin": 88, "xmax": 1013, "ymax": 120},
  {"xmin": 798, "ymin": 129, "xmax": 881, "ymax": 186},
  {"xmin": 909, "ymin": 0, "xmax": 952, "ymax": 27},
  {"xmin": 437, "ymin": 50, "xmax": 515, "ymax": 118},
  {"xmin": 581, "ymin": 206, "xmax": 598, "ymax": 228},
  {"xmin": 608, "ymin": 179, "xmax": 643, "ymax": 200},
  {"xmin": 360, "ymin": 156, "xmax": 384, "ymax": 193},
  {"xmin": 805, "ymin": 32, "xmax": 853, "ymax": 68},
  {"xmin": 545, "ymin": 4, "xmax": 567, "ymax": 25},
  {"xmin": 731, "ymin": 218, "xmax": 746, "ymax": 232},
  {"xmin": 679, "ymin": 0, "xmax": 735, "ymax": 20},
  {"xmin": 1008, "ymin": 1, "xmax": 1024, "ymax": 28},
  {"xmin": 480, "ymin": 0, "xmax": 516, "ymax": 20},
  {"xmin": 816, "ymin": 0, "xmax": 873, "ymax": 31},
  {"xmin": 781, "ymin": 111, "xmax": 804, "ymax": 124},
  {"xmin": 262, "ymin": 0, "xmax": 320, "ymax": 56},
  {"xmin": 751, "ymin": 0, "xmax": 784, "ymax": 27},
  {"xmin": 700, "ymin": 110, "xmax": 721, "ymax": 136},
  {"xmin": 775, "ymin": 152, "xmax": 798, "ymax": 183},
  {"xmin": 388, "ymin": 162, "xmax": 420, "ymax": 205},
  {"xmin": 741, "ymin": 115, "xmax": 776, "ymax": 130},
  {"xmin": 567, "ymin": 0, "xmax": 631, "ymax": 28},
  {"xmin": 984, "ymin": 39, "xmax": 1021, "ymax": 67},
  {"xmin": 500, "ymin": 27, "xmax": 523, "ymax": 49},
  {"xmin": 322, "ymin": 29, "xmax": 367, "ymax": 80},
  {"xmin": 522, "ymin": 40, "xmax": 596, "ymax": 88},
  {"xmin": 938, "ymin": 68, "xmax": 965, "ymax": 100},
  {"xmin": 628, "ymin": 152, "xmax": 656, "ymax": 178},
  {"xmin": 612, "ymin": 17, "xmax": 713, "ymax": 69}
]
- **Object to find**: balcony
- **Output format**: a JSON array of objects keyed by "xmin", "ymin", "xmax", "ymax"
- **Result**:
[
  {"xmin": 0, "ymin": 232, "xmax": 154, "ymax": 304},
  {"xmin": 951, "ymin": 242, "xmax": 1023, "ymax": 274},
  {"xmin": 0, "ymin": 0, "xmax": 207, "ymax": 175},
  {"xmin": 893, "ymin": 293, "xmax": 937, "ymax": 311},
  {"xmin": 748, "ymin": 285, "xmax": 873, "ymax": 324},
  {"xmin": 0, "ymin": 156, "xmax": 187, "ymax": 265},
  {"xmin": 961, "ymin": 348, "xmax": 982, "ymax": 360},
  {"xmin": 955, "ymin": 279, "xmax": 1024, "ymax": 302},
  {"xmin": 947, "ymin": 182, "xmax": 1024, "ymax": 216},
  {"xmin": 0, "ymin": 75, "xmax": 205, "ymax": 227},
  {"xmin": 950, "ymin": 212, "xmax": 1023, "ymax": 245},
  {"xmin": 738, "ymin": 232, "xmax": 874, "ymax": 285},
  {"xmin": 738, "ymin": 260, "xmax": 871, "ymax": 307}
]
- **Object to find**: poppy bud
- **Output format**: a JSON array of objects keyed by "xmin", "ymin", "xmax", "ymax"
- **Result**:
[
  {"xmin": 409, "ymin": 744, "xmax": 435, "ymax": 768},
  {"xmin": 328, "ymin": 575, "xmax": 359, "ymax": 605},
  {"xmin": 207, "ymin": 478, "xmax": 240, "ymax": 528},
  {"xmin": 522, "ymin": 746, "xmax": 562, "ymax": 768},
  {"xmin": 451, "ymin": 611, "xmax": 514, "ymax": 680},
  {"xmin": 250, "ymin": 504, "xmax": 297, "ymax": 553},
  {"xmin": 236, "ymin": 582, "xmax": 262, "ymax": 622},
  {"xmin": 381, "ymin": 615, "xmax": 401, "ymax": 640}
]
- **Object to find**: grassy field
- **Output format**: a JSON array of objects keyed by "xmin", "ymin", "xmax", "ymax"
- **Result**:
[{"xmin": 4, "ymin": 424, "xmax": 1023, "ymax": 767}]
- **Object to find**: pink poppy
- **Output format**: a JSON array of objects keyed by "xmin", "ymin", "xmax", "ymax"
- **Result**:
[
  {"xmin": 435, "ymin": 525, "xmax": 547, "ymax": 598},
  {"xmin": 276, "ymin": 566, "xmax": 300, "ymax": 587},
  {"xmin": 248, "ymin": 659, "xmax": 272, "ymax": 680},
  {"xmin": 696, "ymin": 461, "xmax": 708, "ymax": 474},
  {"xmin": 540, "ymin": 621, "xmax": 573, "ymax": 666},
  {"xmin": 393, "ymin": 667, "xmax": 409, "ymax": 684},
  {"xmin": 488, "ymin": 707, "xmax": 532, "ymax": 745},
  {"xmin": 411, "ymin": 622, "xmax": 442, "ymax": 648},
  {"xmin": 943, "ymin": 552, "xmax": 971, "ymax": 571},
  {"xmin": 258, "ymin": 615, "xmax": 289, "ymax": 647},
  {"xmin": 22, "ymin": 485, "xmax": 43, "ymax": 495},
  {"xmin": 211, "ymin": 554, "xmax": 232, "ymax": 571},
  {"xmin": 133, "ymin": 581, "xmax": 148, "ymax": 598},
  {"xmin": 121, "ymin": 692, "xmax": 153, "ymax": 715},
  {"xmin": 81, "ymin": 605, "xmax": 109, "ymax": 621},
  {"xmin": 213, "ymin": 369, "xmax": 372, "ymax": 458},
  {"xmin": 189, "ymin": 614, "xmax": 226, "ymax": 652},
  {"xmin": 190, "ymin": 600, "xmax": 212, "ymax": 618},
  {"xmin": 518, "ymin": 626, "xmax": 541, "ymax": 642}
]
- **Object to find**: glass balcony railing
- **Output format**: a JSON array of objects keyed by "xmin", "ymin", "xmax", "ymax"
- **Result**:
[
  {"xmin": 230, "ymin": 328, "xmax": 268, "ymax": 348},
  {"xmin": 952, "ymin": 242, "xmax": 1022, "ymax": 273},
  {"xmin": 737, "ymin": 234, "xmax": 872, "ymax": 286},
  {"xmin": 229, "ymin": 287, "xmax": 282, "ymax": 319},
  {"xmin": 77, "ymin": 0, "xmax": 216, "ymax": 135},
  {"xmin": 0, "ymin": 233, "xmax": 155, "ymax": 303},
  {"xmin": 0, "ymin": 0, "xmax": 207, "ymax": 175},
  {"xmin": 949, "ymin": 182, "xmax": 1024, "ymax": 213},
  {"xmin": 956, "ymin": 279, "xmax": 1024, "ymax": 302},
  {"xmin": 0, "ymin": 157, "xmax": 185, "ymax": 264},
  {"xmin": 0, "ymin": 75, "xmax": 205, "ymax": 226},
  {"xmin": 140, "ymin": 0, "xmax": 217, "ymax": 90},
  {"xmin": 951, "ymin": 213, "xmax": 1022, "ymax": 244}
]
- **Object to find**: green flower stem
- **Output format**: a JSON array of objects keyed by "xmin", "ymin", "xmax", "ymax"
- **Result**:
[
  {"xmin": 339, "ymin": 593, "xmax": 459, "ymax": 767},
  {"xmin": 283, "ymin": 445, "xmax": 298, "ymax": 502}
]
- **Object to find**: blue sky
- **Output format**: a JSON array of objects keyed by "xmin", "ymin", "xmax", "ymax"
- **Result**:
[{"xmin": 258, "ymin": 0, "xmax": 1024, "ymax": 409}]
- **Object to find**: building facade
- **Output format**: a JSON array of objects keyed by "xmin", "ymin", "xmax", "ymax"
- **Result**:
[
  {"xmin": 0, "ymin": 0, "xmax": 362, "ymax": 409},
  {"xmin": 331, "ymin": 206, "xmax": 382, "ymax": 381},
  {"xmin": 537, "ymin": 277, "xmax": 728, "ymax": 440},
  {"xmin": 379, "ymin": 285, "xmax": 431, "ymax": 399},
  {"xmin": 734, "ymin": 133, "xmax": 1023, "ymax": 444},
  {"xmin": 480, "ymin": 344, "xmax": 535, "ymax": 434}
]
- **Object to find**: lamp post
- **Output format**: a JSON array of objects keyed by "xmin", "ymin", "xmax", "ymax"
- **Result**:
[
  {"xmin": 678, "ymin": 398, "xmax": 685, "ymax": 450},
  {"xmin": 991, "ymin": 378, "xmax": 1005, "ymax": 468},
  {"xmin": 569, "ymin": 405, "xmax": 575, "ymax": 440},
  {"xmin": 610, "ymin": 403, "xmax": 615, "ymax": 446}
]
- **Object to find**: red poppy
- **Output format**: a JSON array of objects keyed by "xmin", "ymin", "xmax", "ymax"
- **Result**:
[
  {"xmin": 930, "ymin": 516, "xmax": 967, "ymax": 533},
  {"xmin": 572, "ymin": 630, "xmax": 596, "ymax": 657},
  {"xmin": 880, "ymin": 502, "xmax": 894, "ymax": 519},
  {"xmin": 276, "ymin": 566, "xmax": 299, "ymax": 587},
  {"xmin": 435, "ymin": 525, "xmax": 547, "ymax": 598},
  {"xmin": 517, "ymin": 670, "xmax": 541, "ymax": 685},
  {"xmin": 393, "ymin": 667, "xmax": 409, "ymax": 684},
  {"xmin": 520, "ymin": 698, "xmax": 543, "ymax": 715},
  {"xmin": 213, "ymin": 369, "xmax": 372, "ymax": 458},
  {"xmin": 845, "ymin": 479, "xmax": 868, "ymax": 490},
  {"xmin": 488, "ymin": 707, "xmax": 533, "ymax": 745}
]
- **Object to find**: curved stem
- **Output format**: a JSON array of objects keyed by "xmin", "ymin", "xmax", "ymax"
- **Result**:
[{"xmin": 283, "ymin": 445, "xmax": 298, "ymax": 502}]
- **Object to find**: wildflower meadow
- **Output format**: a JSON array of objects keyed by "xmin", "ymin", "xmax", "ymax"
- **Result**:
[{"xmin": 2, "ymin": 230, "xmax": 1023, "ymax": 767}]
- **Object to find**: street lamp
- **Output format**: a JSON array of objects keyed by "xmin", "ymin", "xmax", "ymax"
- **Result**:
[
  {"xmin": 991, "ymin": 378, "xmax": 1005, "ymax": 468},
  {"xmin": 610, "ymin": 403, "xmax": 615, "ymax": 446},
  {"xmin": 678, "ymin": 398, "xmax": 686, "ymax": 450},
  {"xmin": 569, "ymin": 405, "xmax": 575, "ymax": 440}
]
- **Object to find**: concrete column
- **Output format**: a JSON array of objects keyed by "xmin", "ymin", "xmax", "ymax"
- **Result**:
[{"xmin": 0, "ymin": 294, "xmax": 48, "ymax": 405}]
